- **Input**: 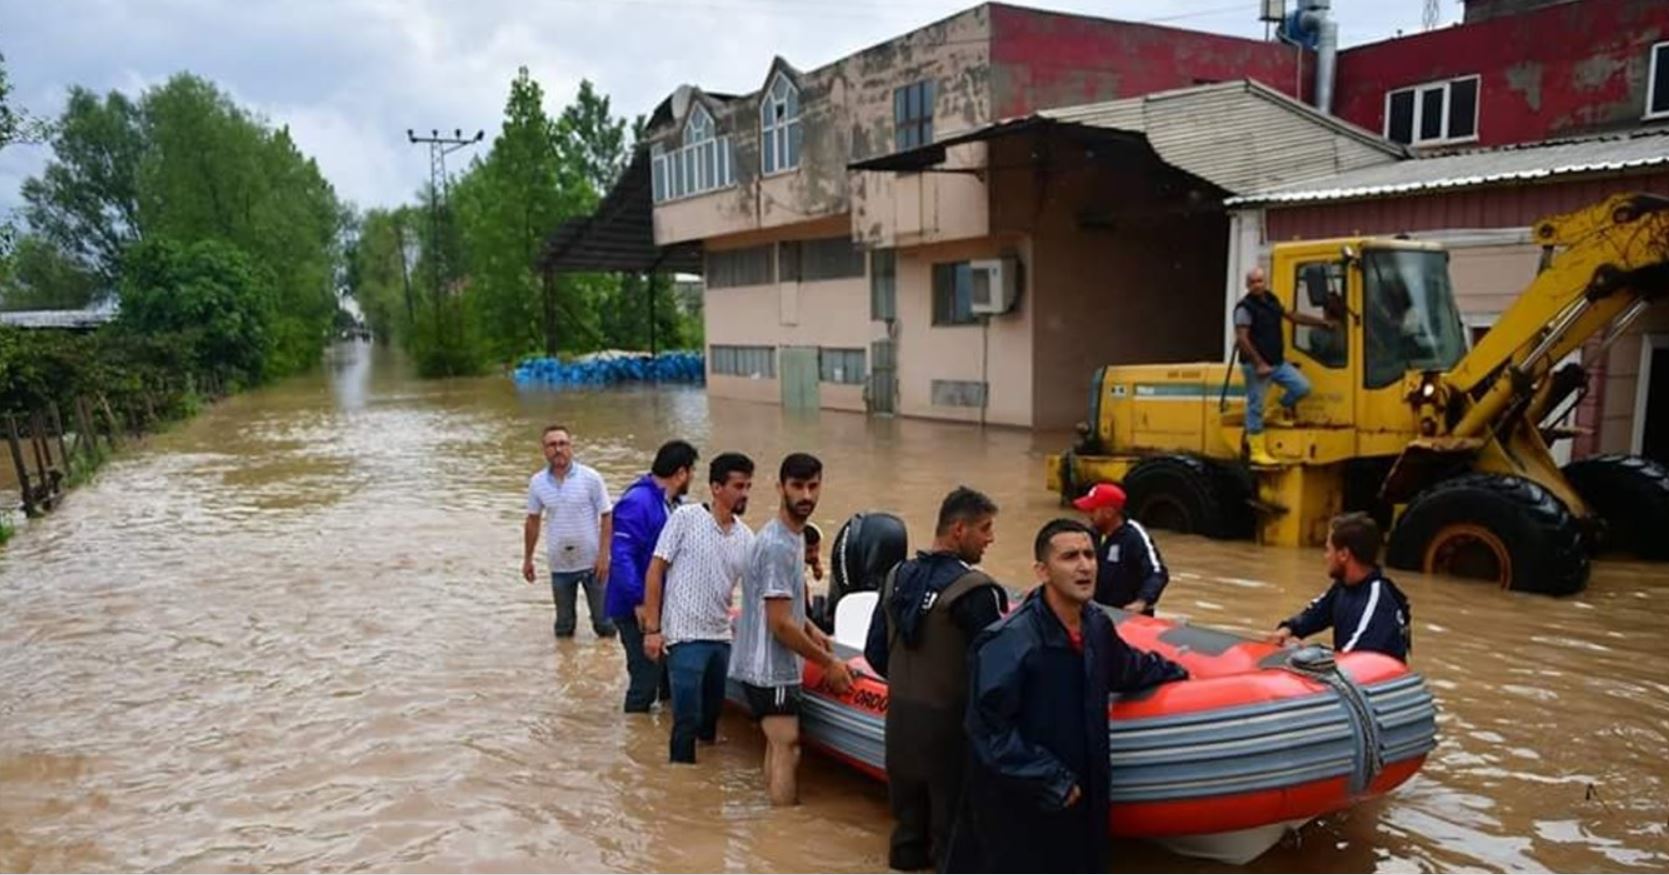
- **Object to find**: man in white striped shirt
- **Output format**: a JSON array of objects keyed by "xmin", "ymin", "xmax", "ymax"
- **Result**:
[
  {"xmin": 641, "ymin": 452, "xmax": 756, "ymax": 763},
  {"xmin": 522, "ymin": 425, "xmax": 615, "ymax": 639}
]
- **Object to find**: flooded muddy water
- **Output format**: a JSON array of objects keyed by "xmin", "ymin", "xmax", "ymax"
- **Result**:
[{"xmin": 1, "ymin": 342, "xmax": 1665, "ymax": 872}]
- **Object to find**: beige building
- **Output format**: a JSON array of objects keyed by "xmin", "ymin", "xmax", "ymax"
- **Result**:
[{"xmin": 623, "ymin": 4, "xmax": 1397, "ymax": 429}]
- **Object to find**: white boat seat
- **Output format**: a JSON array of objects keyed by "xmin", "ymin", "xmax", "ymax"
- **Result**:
[{"xmin": 833, "ymin": 591, "xmax": 879, "ymax": 652}]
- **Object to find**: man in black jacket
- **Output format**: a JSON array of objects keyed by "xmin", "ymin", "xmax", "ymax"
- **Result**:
[
  {"xmin": 1269, "ymin": 512, "xmax": 1411, "ymax": 661},
  {"xmin": 947, "ymin": 519, "xmax": 1187, "ymax": 873},
  {"xmin": 864, "ymin": 487, "xmax": 1009, "ymax": 871},
  {"xmin": 1073, "ymin": 482, "xmax": 1168, "ymax": 615}
]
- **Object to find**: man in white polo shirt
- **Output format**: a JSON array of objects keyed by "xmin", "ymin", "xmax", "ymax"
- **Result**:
[
  {"xmin": 522, "ymin": 424, "xmax": 615, "ymax": 639},
  {"xmin": 641, "ymin": 452, "xmax": 755, "ymax": 764}
]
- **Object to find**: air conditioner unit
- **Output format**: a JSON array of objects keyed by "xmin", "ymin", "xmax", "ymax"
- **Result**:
[{"xmin": 968, "ymin": 256, "xmax": 1020, "ymax": 316}]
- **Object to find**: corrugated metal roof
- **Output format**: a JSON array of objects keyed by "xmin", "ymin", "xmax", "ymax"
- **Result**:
[
  {"xmin": 850, "ymin": 79, "xmax": 1405, "ymax": 195},
  {"xmin": 0, "ymin": 309, "xmax": 115, "ymax": 330},
  {"xmin": 1226, "ymin": 128, "xmax": 1669, "ymax": 206},
  {"xmin": 1043, "ymin": 80, "xmax": 1404, "ymax": 195}
]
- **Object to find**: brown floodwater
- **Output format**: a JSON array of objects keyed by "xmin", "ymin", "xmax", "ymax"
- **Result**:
[{"xmin": 1, "ymin": 342, "xmax": 1665, "ymax": 873}]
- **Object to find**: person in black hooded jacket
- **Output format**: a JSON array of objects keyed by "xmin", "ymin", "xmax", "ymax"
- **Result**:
[
  {"xmin": 945, "ymin": 519, "xmax": 1187, "ymax": 874},
  {"xmin": 864, "ymin": 487, "xmax": 1009, "ymax": 871}
]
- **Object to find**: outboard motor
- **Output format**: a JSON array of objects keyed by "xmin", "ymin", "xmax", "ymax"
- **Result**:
[{"xmin": 810, "ymin": 511, "xmax": 908, "ymax": 633}]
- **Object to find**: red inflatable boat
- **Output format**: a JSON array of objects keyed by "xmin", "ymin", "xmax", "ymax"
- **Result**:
[{"xmin": 753, "ymin": 590, "xmax": 1436, "ymax": 864}]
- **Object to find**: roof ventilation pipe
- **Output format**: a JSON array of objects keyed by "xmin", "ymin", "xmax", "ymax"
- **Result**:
[{"xmin": 1279, "ymin": 0, "xmax": 1338, "ymax": 114}]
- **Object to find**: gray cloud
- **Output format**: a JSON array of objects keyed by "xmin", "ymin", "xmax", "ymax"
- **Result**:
[{"xmin": 0, "ymin": 0, "xmax": 1450, "ymax": 215}]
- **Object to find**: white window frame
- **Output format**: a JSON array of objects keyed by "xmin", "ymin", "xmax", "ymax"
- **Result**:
[
  {"xmin": 1647, "ymin": 41, "xmax": 1669, "ymax": 121},
  {"xmin": 1633, "ymin": 333, "xmax": 1669, "ymax": 455},
  {"xmin": 1383, "ymin": 74, "xmax": 1481, "ymax": 146},
  {"xmin": 651, "ymin": 104, "xmax": 736, "ymax": 204},
  {"xmin": 760, "ymin": 72, "xmax": 801, "ymax": 177}
]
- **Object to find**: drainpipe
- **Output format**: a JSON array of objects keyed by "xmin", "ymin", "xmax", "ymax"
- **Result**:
[{"xmin": 1300, "ymin": 0, "xmax": 1338, "ymax": 114}]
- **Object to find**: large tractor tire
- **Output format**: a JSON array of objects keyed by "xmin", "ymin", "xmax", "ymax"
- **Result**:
[
  {"xmin": 1386, "ymin": 474, "xmax": 1589, "ymax": 596},
  {"xmin": 1124, "ymin": 455, "xmax": 1247, "ymax": 539},
  {"xmin": 1561, "ymin": 454, "xmax": 1669, "ymax": 560}
]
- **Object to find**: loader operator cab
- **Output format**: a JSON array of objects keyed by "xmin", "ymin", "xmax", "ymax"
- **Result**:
[
  {"xmin": 1272, "ymin": 240, "xmax": 1468, "ymax": 434},
  {"xmin": 1356, "ymin": 248, "xmax": 1469, "ymax": 390}
]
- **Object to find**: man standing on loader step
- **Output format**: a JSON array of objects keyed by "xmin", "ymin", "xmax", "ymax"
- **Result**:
[
  {"xmin": 1235, "ymin": 266, "xmax": 1333, "ymax": 466},
  {"xmin": 864, "ymin": 486, "xmax": 1009, "ymax": 872}
]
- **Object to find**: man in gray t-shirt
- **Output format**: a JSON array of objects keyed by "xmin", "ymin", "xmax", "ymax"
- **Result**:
[{"xmin": 729, "ymin": 453, "xmax": 853, "ymax": 806}]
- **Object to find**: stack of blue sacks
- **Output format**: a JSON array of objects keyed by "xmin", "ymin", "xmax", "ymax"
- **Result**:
[{"xmin": 513, "ymin": 350, "xmax": 705, "ymax": 387}]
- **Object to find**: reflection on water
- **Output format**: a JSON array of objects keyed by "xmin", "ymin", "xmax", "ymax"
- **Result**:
[{"xmin": 1, "ymin": 342, "xmax": 1665, "ymax": 872}]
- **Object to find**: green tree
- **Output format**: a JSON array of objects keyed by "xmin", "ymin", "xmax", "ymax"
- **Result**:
[
  {"xmin": 0, "ymin": 51, "xmax": 49, "ymax": 151},
  {"xmin": 344, "ymin": 206, "xmax": 417, "ymax": 344},
  {"xmin": 557, "ymin": 80, "xmax": 628, "ymax": 198},
  {"xmin": 2, "ymin": 234, "xmax": 103, "ymax": 310},
  {"xmin": 19, "ymin": 87, "xmax": 144, "ymax": 289},
  {"xmin": 136, "ymin": 75, "xmax": 344, "ymax": 375},
  {"xmin": 453, "ymin": 67, "xmax": 597, "ymax": 361},
  {"xmin": 117, "ymin": 236, "xmax": 273, "ymax": 383}
]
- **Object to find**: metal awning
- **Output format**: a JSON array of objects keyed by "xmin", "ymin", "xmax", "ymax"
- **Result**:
[
  {"xmin": 539, "ymin": 149, "xmax": 703, "ymax": 275},
  {"xmin": 850, "ymin": 80, "xmax": 1403, "ymax": 196},
  {"xmin": 848, "ymin": 117, "xmax": 1056, "ymax": 173}
]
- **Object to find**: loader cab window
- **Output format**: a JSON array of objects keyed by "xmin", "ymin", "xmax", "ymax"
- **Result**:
[
  {"xmin": 1293, "ymin": 261, "xmax": 1348, "ymax": 368},
  {"xmin": 1363, "ymin": 249, "xmax": 1468, "ymax": 389}
]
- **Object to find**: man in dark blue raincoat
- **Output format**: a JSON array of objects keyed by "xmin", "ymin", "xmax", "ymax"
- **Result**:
[{"xmin": 947, "ymin": 519, "xmax": 1187, "ymax": 873}]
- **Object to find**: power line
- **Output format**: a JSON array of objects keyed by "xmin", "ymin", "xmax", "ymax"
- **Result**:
[{"xmin": 406, "ymin": 128, "xmax": 483, "ymax": 311}]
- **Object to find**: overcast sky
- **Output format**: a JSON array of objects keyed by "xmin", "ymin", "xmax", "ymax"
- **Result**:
[{"xmin": 0, "ymin": 0, "xmax": 1458, "ymax": 216}]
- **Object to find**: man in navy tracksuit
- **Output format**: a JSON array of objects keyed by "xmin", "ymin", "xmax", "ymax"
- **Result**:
[
  {"xmin": 606, "ymin": 440, "xmax": 698, "ymax": 712},
  {"xmin": 1073, "ymin": 482, "xmax": 1168, "ymax": 615},
  {"xmin": 1270, "ymin": 512, "xmax": 1411, "ymax": 661},
  {"xmin": 945, "ymin": 519, "xmax": 1187, "ymax": 873}
]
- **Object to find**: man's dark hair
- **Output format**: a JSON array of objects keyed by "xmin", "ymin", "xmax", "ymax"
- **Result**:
[
  {"xmin": 651, "ymin": 440, "xmax": 699, "ymax": 478},
  {"xmin": 542, "ymin": 424, "xmax": 570, "ymax": 440},
  {"xmin": 779, "ymin": 452, "xmax": 822, "ymax": 483},
  {"xmin": 709, "ymin": 452, "xmax": 755, "ymax": 486},
  {"xmin": 804, "ymin": 522, "xmax": 822, "ymax": 545},
  {"xmin": 935, "ymin": 486, "xmax": 998, "ymax": 535},
  {"xmin": 1034, "ymin": 518, "xmax": 1096, "ymax": 561},
  {"xmin": 1329, "ymin": 512, "xmax": 1382, "ymax": 565}
]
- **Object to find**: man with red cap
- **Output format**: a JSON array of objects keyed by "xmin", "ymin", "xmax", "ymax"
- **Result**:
[{"xmin": 1072, "ymin": 483, "xmax": 1168, "ymax": 616}]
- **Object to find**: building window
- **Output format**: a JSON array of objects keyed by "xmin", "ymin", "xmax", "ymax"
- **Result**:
[
  {"xmin": 1384, "ymin": 76, "xmax": 1479, "ymax": 146},
  {"xmin": 652, "ymin": 105, "xmax": 735, "ymax": 203},
  {"xmin": 932, "ymin": 262, "xmax": 978, "ymax": 326},
  {"xmin": 706, "ymin": 245, "xmax": 776, "ymax": 289},
  {"xmin": 1649, "ymin": 42, "xmax": 1669, "ymax": 119},
  {"xmin": 870, "ymin": 250, "xmax": 896, "ymax": 321},
  {"xmin": 761, "ymin": 72, "xmax": 802, "ymax": 175},
  {"xmin": 894, "ymin": 80, "xmax": 935, "ymax": 151},
  {"xmin": 819, "ymin": 348, "xmax": 866, "ymax": 384},
  {"xmin": 709, "ymin": 344, "xmax": 776, "ymax": 378},
  {"xmin": 778, "ymin": 236, "xmax": 865, "ymax": 283},
  {"xmin": 931, "ymin": 379, "xmax": 987, "ymax": 408}
]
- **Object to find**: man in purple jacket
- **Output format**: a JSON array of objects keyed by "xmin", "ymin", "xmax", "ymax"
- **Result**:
[{"xmin": 608, "ymin": 440, "xmax": 700, "ymax": 712}]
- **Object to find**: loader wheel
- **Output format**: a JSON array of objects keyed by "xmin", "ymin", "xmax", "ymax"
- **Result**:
[
  {"xmin": 1561, "ymin": 454, "xmax": 1669, "ymax": 560},
  {"xmin": 1124, "ymin": 455, "xmax": 1233, "ymax": 538},
  {"xmin": 1387, "ymin": 474, "xmax": 1589, "ymax": 596}
]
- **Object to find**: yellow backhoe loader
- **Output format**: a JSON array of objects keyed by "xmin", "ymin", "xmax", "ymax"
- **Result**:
[{"xmin": 1046, "ymin": 193, "xmax": 1669, "ymax": 595}]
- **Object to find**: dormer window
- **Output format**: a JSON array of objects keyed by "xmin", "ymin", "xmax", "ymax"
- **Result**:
[
  {"xmin": 761, "ymin": 72, "xmax": 802, "ymax": 175},
  {"xmin": 652, "ymin": 103, "xmax": 735, "ymax": 203}
]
